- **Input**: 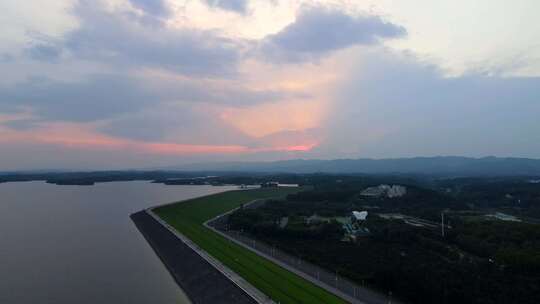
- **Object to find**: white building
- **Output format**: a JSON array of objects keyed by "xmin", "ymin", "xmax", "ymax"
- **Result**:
[
  {"xmin": 352, "ymin": 211, "xmax": 368, "ymax": 221},
  {"xmin": 360, "ymin": 184, "xmax": 407, "ymax": 198},
  {"xmin": 387, "ymin": 185, "xmax": 407, "ymax": 198}
]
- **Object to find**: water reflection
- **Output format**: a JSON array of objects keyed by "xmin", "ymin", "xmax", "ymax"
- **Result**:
[{"xmin": 0, "ymin": 181, "xmax": 235, "ymax": 304}]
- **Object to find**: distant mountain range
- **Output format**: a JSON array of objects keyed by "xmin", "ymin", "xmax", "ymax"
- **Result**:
[{"xmin": 175, "ymin": 156, "xmax": 540, "ymax": 176}]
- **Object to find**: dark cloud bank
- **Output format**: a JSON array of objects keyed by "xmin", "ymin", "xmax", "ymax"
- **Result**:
[{"xmin": 259, "ymin": 6, "xmax": 406, "ymax": 62}]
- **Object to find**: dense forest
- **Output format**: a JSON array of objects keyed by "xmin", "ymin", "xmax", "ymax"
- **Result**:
[{"xmin": 228, "ymin": 177, "xmax": 540, "ymax": 304}]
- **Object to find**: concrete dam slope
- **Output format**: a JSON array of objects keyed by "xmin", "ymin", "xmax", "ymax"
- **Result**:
[{"xmin": 130, "ymin": 211, "xmax": 256, "ymax": 304}]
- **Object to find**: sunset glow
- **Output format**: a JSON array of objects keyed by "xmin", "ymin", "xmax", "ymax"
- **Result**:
[
  {"xmin": 0, "ymin": 121, "xmax": 319, "ymax": 156},
  {"xmin": 1, "ymin": 0, "xmax": 539, "ymax": 169}
]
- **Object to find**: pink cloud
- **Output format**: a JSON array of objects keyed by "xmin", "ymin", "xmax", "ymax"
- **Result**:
[
  {"xmin": 0, "ymin": 122, "xmax": 318, "ymax": 156},
  {"xmin": 141, "ymin": 142, "xmax": 249, "ymax": 154}
]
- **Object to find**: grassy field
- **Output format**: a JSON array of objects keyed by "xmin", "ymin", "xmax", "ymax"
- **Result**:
[{"xmin": 154, "ymin": 188, "xmax": 348, "ymax": 304}]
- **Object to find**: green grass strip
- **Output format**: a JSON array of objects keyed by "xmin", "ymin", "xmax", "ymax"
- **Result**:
[{"xmin": 154, "ymin": 188, "xmax": 348, "ymax": 304}]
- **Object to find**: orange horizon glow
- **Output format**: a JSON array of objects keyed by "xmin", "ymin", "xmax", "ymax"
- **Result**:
[
  {"xmin": 282, "ymin": 143, "xmax": 318, "ymax": 152},
  {"xmin": 220, "ymin": 99, "xmax": 326, "ymax": 138}
]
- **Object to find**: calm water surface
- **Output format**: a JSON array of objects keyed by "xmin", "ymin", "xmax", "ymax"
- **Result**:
[{"xmin": 0, "ymin": 181, "xmax": 235, "ymax": 304}]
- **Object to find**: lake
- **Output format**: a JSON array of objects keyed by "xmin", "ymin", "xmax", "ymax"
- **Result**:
[{"xmin": 0, "ymin": 181, "xmax": 236, "ymax": 304}]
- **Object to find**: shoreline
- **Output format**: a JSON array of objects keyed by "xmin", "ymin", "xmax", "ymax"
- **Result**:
[{"xmin": 130, "ymin": 209, "xmax": 259, "ymax": 304}]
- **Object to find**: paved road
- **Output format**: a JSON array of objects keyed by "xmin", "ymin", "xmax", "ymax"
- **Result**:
[{"xmin": 206, "ymin": 200, "xmax": 403, "ymax": 304}]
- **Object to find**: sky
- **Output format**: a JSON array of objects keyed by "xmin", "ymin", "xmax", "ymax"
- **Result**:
[{"xmin": 0, "ymin": 0, "xmax": 539, "ymax": 170}]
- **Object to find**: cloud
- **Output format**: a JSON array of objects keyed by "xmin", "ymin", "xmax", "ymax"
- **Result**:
[
  {"xmin": 97, "ymin": 102, "xmax": 321, "ymax": 151},
  {"xmin": 0, "ymin": 121, "xmax": 252, "ymax": 157},
  {"xmin": 0, "ymin": 74, "xmax": 154, "ymax": 122},
  {"xmin": 1, "ymin": 119, "xmax": 40, "ymax": 130},
  {"xmin": 0, "ymin": 71, "xmax": 299, "ymax": 123},
  {"xmin": 25, "ymin": 43, "xmax": 62, "ymax": 61},
  {"xmin": 25, "ymin": 1, "xmax": 244, "ymax": 77},
  {"xmin": 98, "ymin": 103, "xmax": 256, "ymax": 145},
  {"xmin": 203, "ymin": 0, "xmax": 249, "ymax": 14},
  {"xmin": 5, "ymin": 0, "xmax": 539, "ymax": 170},
  {"xmin": 146, "ymin": 74, "xmax": 304, "ymax": 106},
  {"xmin": 255, "ymin": 128, "xmax": 320, "ymax": 152},
  {"xmin": 315, "ymin": 48, "xmax": 540, "ymax": 158},
  {"xmin": 0, "ymin": 119, "xmax": 318, "ymax": 171},
  {"xmin": 128, "ymin": 0, "xmax": 170, "ymax": 17},
  {"xmin": 23, "ymin": 32, "xmax": 65, "ymax": 61},
  {"xmin": 1, "ymin": 53, "xmax": 15, "ymax": 63},
  {"xmin": 259, "ymin": 6, "xmax": 406, "ymax": 62}
]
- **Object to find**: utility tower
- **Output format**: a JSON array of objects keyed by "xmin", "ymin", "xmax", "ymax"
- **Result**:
[{"xmin": 441, "ymin": 212, "xmax": 445, "ymax": 237}]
